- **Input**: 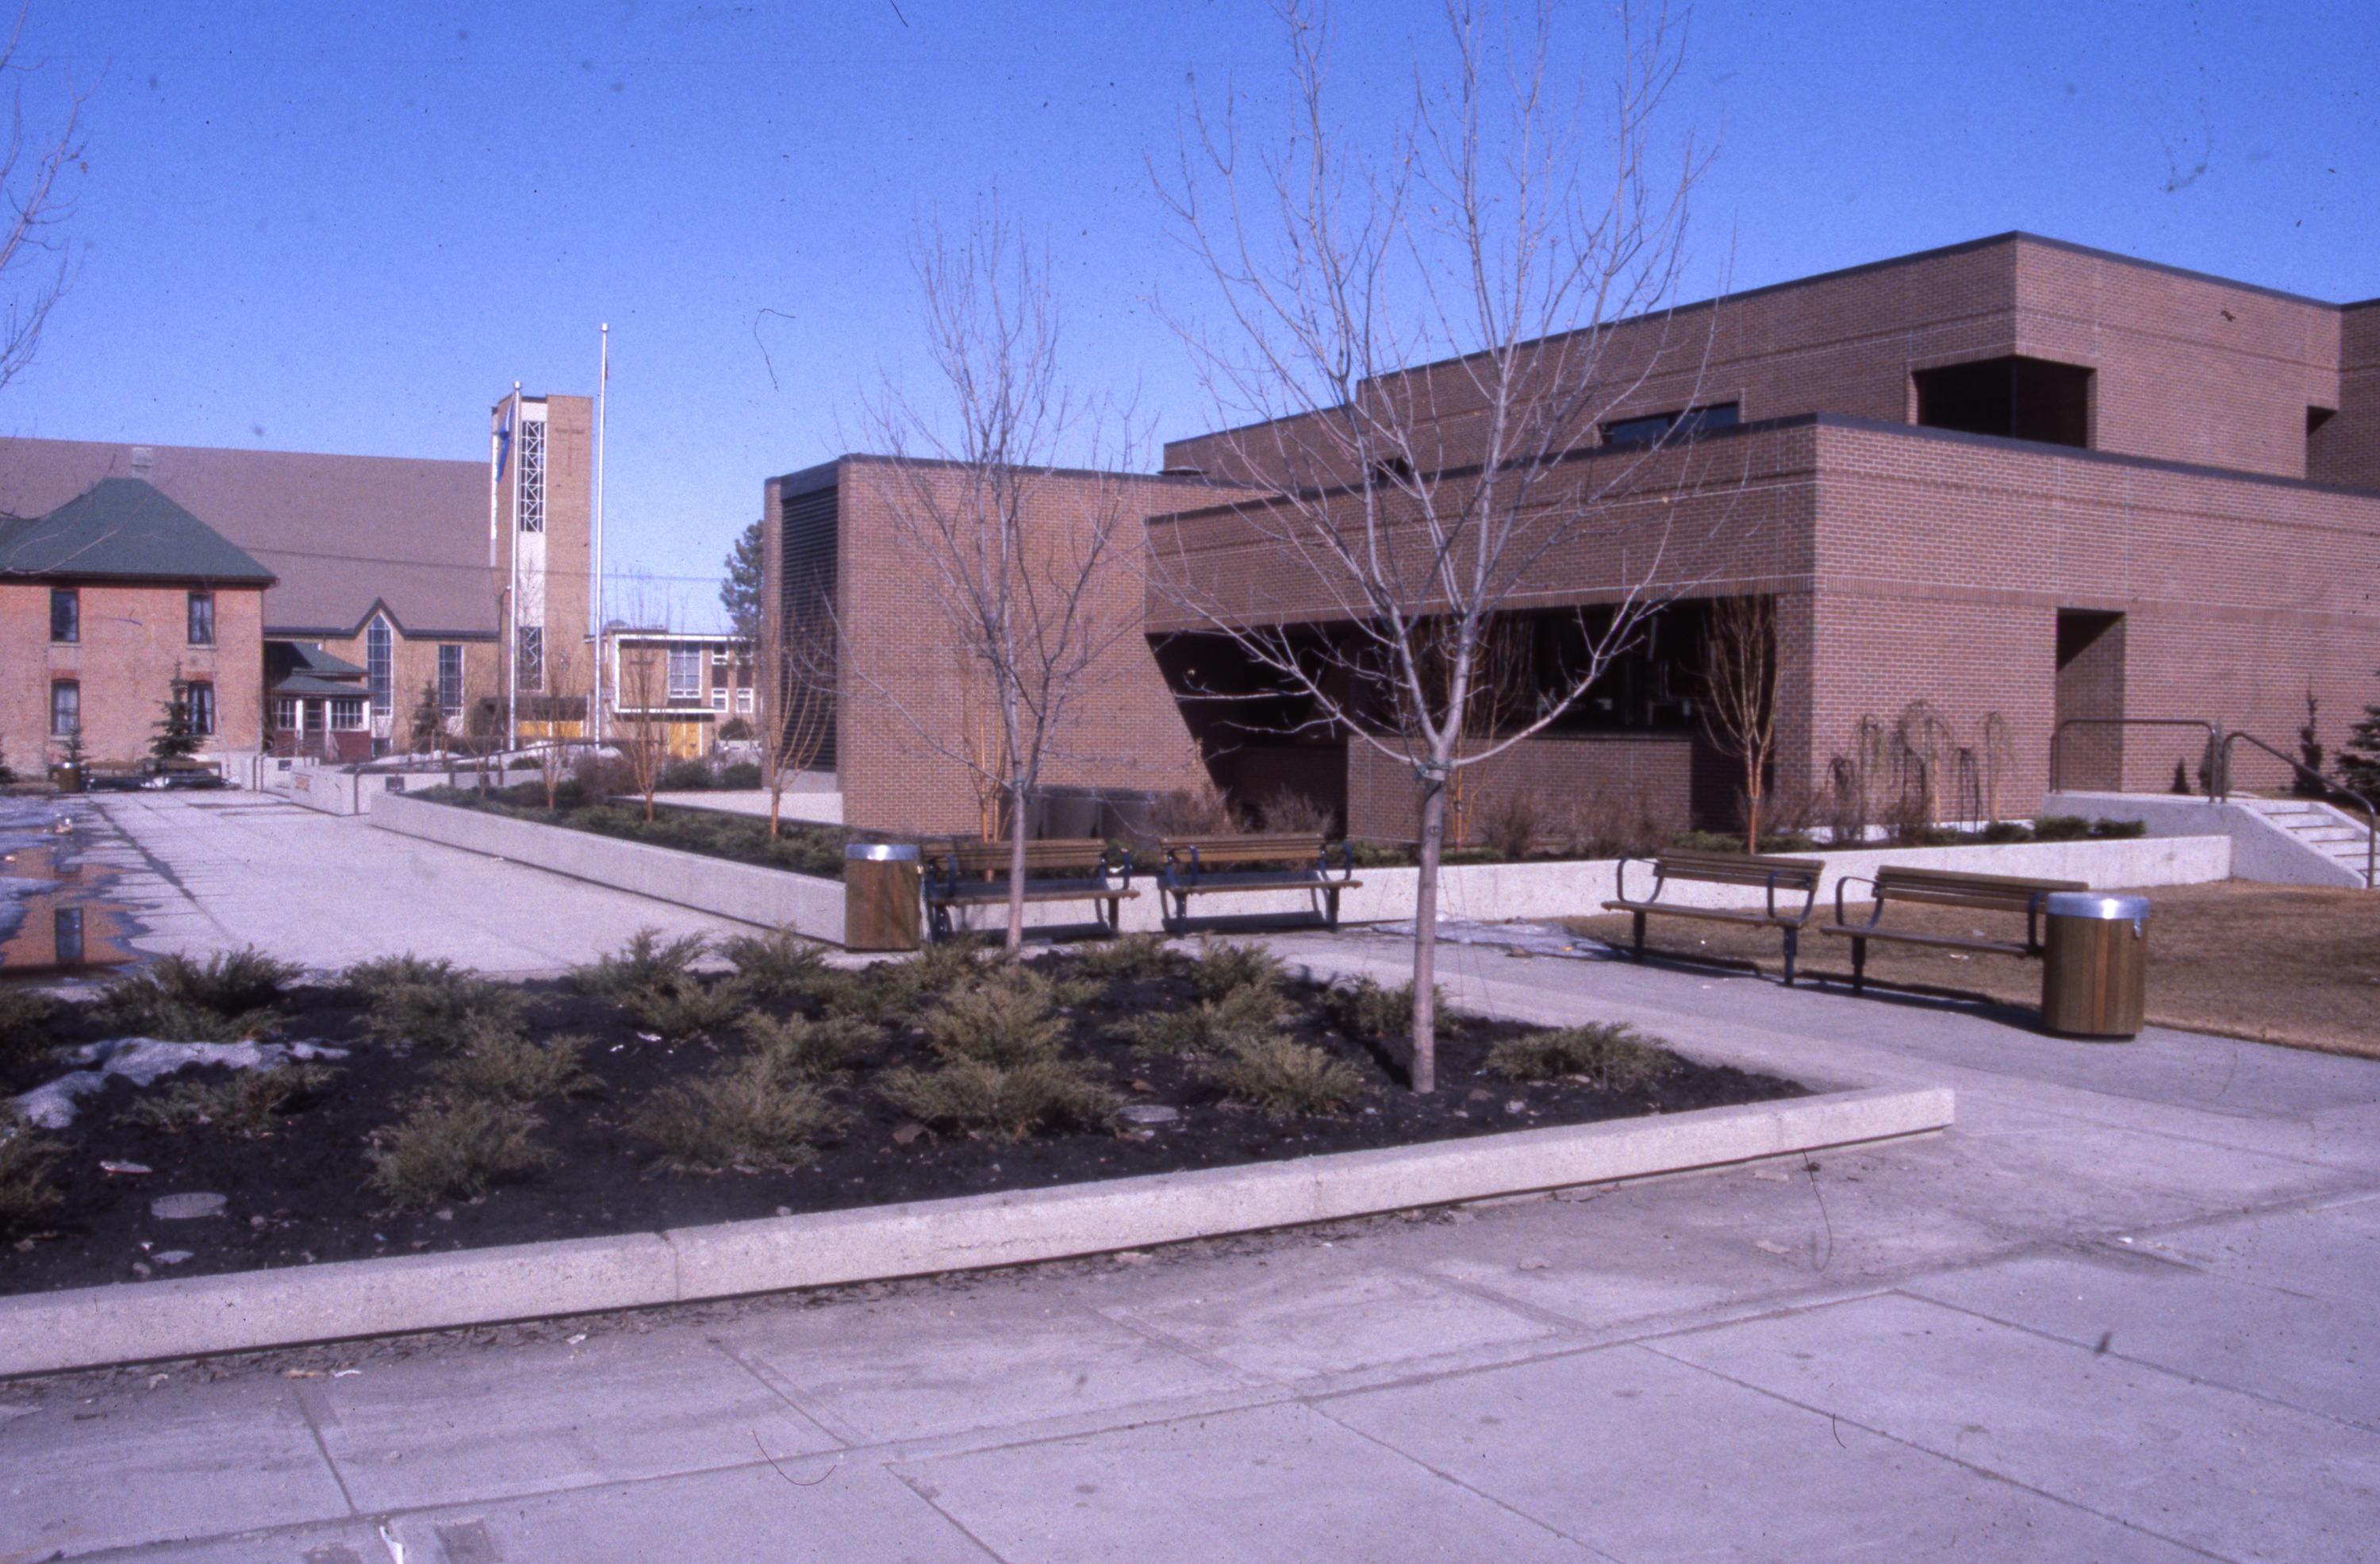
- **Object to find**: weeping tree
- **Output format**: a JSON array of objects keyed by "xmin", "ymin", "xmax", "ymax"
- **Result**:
[{"xmin": 1150, "ymin": 0, "xmax": 1729, "ymax": 1092}]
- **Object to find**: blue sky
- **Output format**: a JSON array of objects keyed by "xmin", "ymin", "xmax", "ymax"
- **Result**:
[{"xmin": 11, "ymin": 1, "xmax": 2375, "ymax": 630}]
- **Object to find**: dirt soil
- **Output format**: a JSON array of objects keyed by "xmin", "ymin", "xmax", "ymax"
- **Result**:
[
  {"xmin": 1566, "ymin": 879, "xmax": 2380, "ymax": 1056},
  {"xmin": 0, "ymin": 951, "xmax": 1802, "ymax": 1299}
]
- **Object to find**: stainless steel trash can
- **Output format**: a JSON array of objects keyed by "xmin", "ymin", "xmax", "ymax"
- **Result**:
[
  {"xmin": 844, "ymin": 842, "xmax": 922, "ymax": 952},
  {"xmin": 2040, "ymin": 891, "xmax": 2149, "ymax": 1039}
]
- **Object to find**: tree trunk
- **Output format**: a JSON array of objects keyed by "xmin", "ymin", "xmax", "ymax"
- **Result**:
[
  {"xmin": 1409, "ymin": 772, "xmax": 1448, "ymax": 1094},
  {"xmin": 768, "ymin": 782, "xmax": 782, "ymax": 840},
  {"xmin": 1745, "ymin": 759, "xmax": 1761, "ymax": 855},
  {"xmin": 1004, "ymin": 778, "xmax": 1029, "ymax": 958}
]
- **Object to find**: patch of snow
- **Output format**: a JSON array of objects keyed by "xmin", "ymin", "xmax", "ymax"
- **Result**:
[{"xmin": 12, "ymin": 1037, "xmax": 350, "ymax": 1129}]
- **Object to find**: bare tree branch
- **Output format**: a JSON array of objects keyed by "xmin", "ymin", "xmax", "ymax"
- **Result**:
[{"xmin": 1150, "ymin": 0, "xmax": 1737, "ymax": 1092}]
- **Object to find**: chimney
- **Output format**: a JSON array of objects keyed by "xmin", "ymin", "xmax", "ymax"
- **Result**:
[{"xmin": 129, "ymin": 446, "xmax": 154, "ymax": 478}]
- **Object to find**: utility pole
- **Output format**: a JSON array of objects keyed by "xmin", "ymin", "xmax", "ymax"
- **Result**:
[{"xmin": 506, "ymin": 381, "xmax": 522, "ymax": 755}]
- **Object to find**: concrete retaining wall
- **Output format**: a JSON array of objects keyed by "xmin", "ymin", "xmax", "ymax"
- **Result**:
[
  {"xmin": 375, "ymin": 794, "xmax": 2228, "ymax": 947},
  {"xmin": 2048, "ymin": 791, "xmax": 2365, "ymax": 889},
  {"xmin": 371, "ymin": 792, "xmax": 846, "ymax": 941},
  {"xmin": 0, "ymin": 1084, "xmax": 1949, "ymax": 1375}
]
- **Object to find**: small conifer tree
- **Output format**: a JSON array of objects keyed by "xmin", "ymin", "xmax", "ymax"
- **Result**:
[
  {"xmin": 2340, "ymin": 673, "xmax": 2380, "ymax": 796},
  {"xmin": 409, "ymin": 681, "xmax": 446, "ymax": 753},
  {"xmin": 150, "ymin": 680, "xmax": 202, "ymax": 765}
]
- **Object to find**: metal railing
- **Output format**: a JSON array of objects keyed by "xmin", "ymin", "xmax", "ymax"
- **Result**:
[
  {"xmin": 2047, "ymin": 718, "xmax": 2217, "ymax": 795},
  {"xmin": 2214, "ymin": 731, "xmax": 2377, "ymax": 889}
]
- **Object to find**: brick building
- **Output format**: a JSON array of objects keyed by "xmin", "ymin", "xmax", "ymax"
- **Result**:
[
  {"xmin": 1148, "ymin": 232, "xmax": 2380, "ymax": 838},
  {"xmin": 604, "ymin": 628, "xmax": 756, "ymax": 761},
  {"xmin": 761, "ymin": 456, "xmax": 1226, "ymax": 834},
  {"xmin": 0, "ymin": 479, "xmax": 271, "ymax": 774},
  {"xmin": 0, "ymin": 391, "xmax": 593, "ymax": 767}
]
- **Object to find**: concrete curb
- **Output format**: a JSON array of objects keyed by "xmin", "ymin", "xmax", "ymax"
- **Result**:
[{"xmin": 0, "ymin": 1085, "xmax": 1948, "ymax": 1377}]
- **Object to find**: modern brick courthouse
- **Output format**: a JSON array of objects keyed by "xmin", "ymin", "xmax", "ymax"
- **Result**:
[{"xmin": 781, "ymin": 232, "xmax": 2380, "ymax": 840}]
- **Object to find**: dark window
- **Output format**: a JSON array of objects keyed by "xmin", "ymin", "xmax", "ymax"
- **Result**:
[
  {"xmin": 1603, "ymin": 402, "xmax": 1740, "ymax": 448},
  {"xmin": 437, "ymin": 644, "xmax": 464, "ymax": 713},
  {"xmin": 49, "ymin": 588, "xmax": 77, "ymax": 644},
  {"xmin": 186, "ymin": 591, "xmax": 215, "ymax": 646},
  {"xmin": 49, "ymin": 681, "xmax": 78, "ymax": 736},
  {"xmin": 187, "ymin": 681, "xmax": 216, "ymax": 736},
  {"xmin": 1914, "ymin": 356, "xmax": 2091, "ymax": 448}
]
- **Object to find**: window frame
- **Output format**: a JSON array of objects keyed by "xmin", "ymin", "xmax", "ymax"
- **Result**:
[
  {"xmin": 328, "ymin": 696, "xmax": 366, "ymax": 731},
  {"xmin": 49, "ymin": 680, "xmax": 79, "ymax": 736},
  {"xmin": 49, "ymin": 587, "xmax": 78, "ymax": 644},
  {"xmin": 186, "ymin": 680, "xmax": 216, "ymax": 737},
  {"xmin": 436, "ymin": 644, "xmax": 465, "ymax": 714},
  {"xmin": 186, "ymin": 590, "xmax": 216, "ymax": 647}
]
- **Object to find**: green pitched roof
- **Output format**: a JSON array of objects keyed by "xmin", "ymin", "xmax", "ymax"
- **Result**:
[{"xmin": 0, "ymin": 477, "xmax": 277, "ymax": 585}]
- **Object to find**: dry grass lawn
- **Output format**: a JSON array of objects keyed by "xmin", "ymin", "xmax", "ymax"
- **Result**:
[{"xmin": 1564, "ymin": 880, "xmax": 2380, "ymax": 1059}]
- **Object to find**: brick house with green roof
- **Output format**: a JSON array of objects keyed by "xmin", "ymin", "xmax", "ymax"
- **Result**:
[{"xmin": 0, "ymin": 478, "xmax": 274, "ymax": 774}]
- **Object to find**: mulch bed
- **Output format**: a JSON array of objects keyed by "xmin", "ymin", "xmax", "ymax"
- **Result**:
[{"xmin": 0, "ymin": 946, "xmax": 1803, "ymax": 1299}]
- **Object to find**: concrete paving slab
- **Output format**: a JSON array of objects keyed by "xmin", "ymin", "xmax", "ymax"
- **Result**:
[
  {"xmin": 1322, "ymin": 1340, "xmax": 2212, "ymax": 1562},
  {"xmin": 0, "ymin": 1378, "xmax": 347, "ymax": 1558},
  {"xmin": 1903, "ymin": 1245, "xmax": 2380, "ymax": 1430},
  {"xmin": 82, "ymin": 794, "xmax": 754, "ymax": 975},
  {"xmin": 1092, "ymin": 1258, "xmax": 1557, "ymax": 1381},
  {"xmin": 2127, "ymin": 1192, "xmax": 2380, "ymax": 1305},
  {"xmin": 89, "ymin": 1518, "xmax": 397, "ymax": 1563},
  {"xmin": 1649, "ymin": 1291, "xmax": 2380, "ymax": 1562},
  {"xmin": 377, "ymin": 1461, "xmax": 989, "ymax": 1564},
  {"xmin": 302, "ymin": 1331, "xmax": 839, "ymax": 1512},
  {"xmin": 901, "ymin": 1398, "xmax": 1599, "ymax": 1563},
  {"xmin": 717, "ymin": 1291, "xmax": 1246, "ymax": 1445}
]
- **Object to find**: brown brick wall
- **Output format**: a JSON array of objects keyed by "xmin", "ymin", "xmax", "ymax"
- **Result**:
[
  {"xmin": 2, "ymin": 582, "xmax": 265, "ymax": 769},
  {"xmin": 2312, "ymin": 301, "xmax": 2380, "ymax": 490},
  {"xmin": 1165, "ymin": 234, "xmax": 2351, "ymax": 488},
  {"xmin": 804, "ymin": 459, "xmax": 1223, "ymax": 836}
]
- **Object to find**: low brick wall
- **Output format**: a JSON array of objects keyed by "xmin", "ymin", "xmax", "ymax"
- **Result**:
[{"xmin": 371, "ymin": 792, "xmax": 846, "ymax": 941}]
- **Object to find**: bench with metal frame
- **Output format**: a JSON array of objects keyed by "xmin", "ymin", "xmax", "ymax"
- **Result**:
[
  {"xmin": 1819, "ymin": 866, "xmax": 2086, "ymax": 992},
  {"xmin": 1157, "ymin": 834, "xmax": 1362, "ymax": 929},
  {"xmin": 1600, "ymin": 849, "xmax": 1826, "ymax": 985},
  {"xmin": 921, "ymin": 840, "xmax": 1138, "ymax": 943}
]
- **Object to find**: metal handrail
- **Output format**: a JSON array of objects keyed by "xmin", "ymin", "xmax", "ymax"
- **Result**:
[
  {"xmin": 2048, "ymin": 718, "xmax": 2217, "ymax": 794},
  {"xmin": 2216, "ymin": 731, "xmax": 2377, "ymax": 889}
]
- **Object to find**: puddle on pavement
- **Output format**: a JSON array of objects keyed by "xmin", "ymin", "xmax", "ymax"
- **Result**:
[{"xmin": 1, "ymin": 804, "xmax": 135, "ymax": 979}]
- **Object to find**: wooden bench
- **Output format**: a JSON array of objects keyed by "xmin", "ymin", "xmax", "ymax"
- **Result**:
[
  {"xmin": 1157, "ymin": 834, "xmax": 1362, "ymax": 928},
  {"xmin": 1819, "ymin": 866, "xmax": 2087, "ymax": 993},
  {"xmin": 921, "ymin": 840, "xmax": 1138, "ymax": 943},
  {"xmin": 1601, "ymin": 850, "xmax": 1826, "ymax": 985}
]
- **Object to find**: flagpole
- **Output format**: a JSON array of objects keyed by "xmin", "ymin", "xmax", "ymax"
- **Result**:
[
  {"xmin": 506, "ymin": 382, "xmax": 522, "ymax": 755},
  {"xmin": 593, "ymin": 325, "xmax": 609, "ymax": 747}
]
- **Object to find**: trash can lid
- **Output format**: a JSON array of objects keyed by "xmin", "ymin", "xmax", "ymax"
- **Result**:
[
  {"xmin": 846, "ymin": 841, "xmax": 921, "ymax": 862},
  {"xmin": 2044, "ymin": 891, "xmax": 2151, "ymax": 920}
]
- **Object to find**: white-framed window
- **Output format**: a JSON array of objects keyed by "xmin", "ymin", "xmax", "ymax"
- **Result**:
[
  {"xmin": 367, "ymin": 616, "xmax": 393, "ymax": 716},
  {"xmin": 516, "ymin": 625, "xmax": 544, "ymax": 692},
  {"xmin": 711, "ymin": 689, "xmax": 728, "ymax": 712},
  {"xmin": 667, "ymin": 645, "xmax": 701, "ymax": 701},
  {"xmin": 437, "ymin": 644, "xmax": 465, "ymax": 713},
  {"xmin": 735, "ymin": 686, "xmax": 754, "ymax": 714},
  {"xmin": 329, "ymin": 697, "xmax": 366, "ymax": 731},
  {"xmin": 274, "ymin": 697, "xmax": 298, "ymax": 732}
]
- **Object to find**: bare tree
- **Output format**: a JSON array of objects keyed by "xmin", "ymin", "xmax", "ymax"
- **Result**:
[
  {"xmin": 857, "ymin": 204, "xmax": 1148, "ymax": 955},
  {"xmin": 1698, "ymin": 594, "xmax": 1778, "ymax": 854},
  {"xmin": 0, "ymin": 6, "xmax": 84, "ymax": 399},
  {"xmin": 1151, "ymin": 0, "xmax": 1724, "ymax": 1091},
  {"xmin": 758, "ymin": 585, "xmax": 838, "ymax": 840}
]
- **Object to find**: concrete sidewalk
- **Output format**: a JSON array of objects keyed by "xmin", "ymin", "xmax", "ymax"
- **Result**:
[
  {"xmin": 5, "ymin": 902, "xmax": 2377, "ymax": 1561},
  {"xmin": 72, "ymin": 792, "xmax": 759, "ymax": 977}
]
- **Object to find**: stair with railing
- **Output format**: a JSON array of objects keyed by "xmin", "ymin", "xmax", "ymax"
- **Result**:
[{"xmin": 2232, "ymin": 796, "xmax": 2378, "ymax": 888}]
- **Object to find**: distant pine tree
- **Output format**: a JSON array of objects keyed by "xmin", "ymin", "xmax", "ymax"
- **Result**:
[
  {"xmin": 409, "ymin": 681, "xmax": 446, "ymax": 752},
  {"xmin": 150, "ymin": 682, "xmax": 202, "ymax": 764},
  {"xmin": 2341, "ymin": 674, "xmax": 2380, "ymax": 795}
]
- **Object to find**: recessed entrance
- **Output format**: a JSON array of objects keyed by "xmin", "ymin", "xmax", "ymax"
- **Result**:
[{"xmin": 2054, "ymin": 609, "xmax": 2126, "ymax": 790}]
